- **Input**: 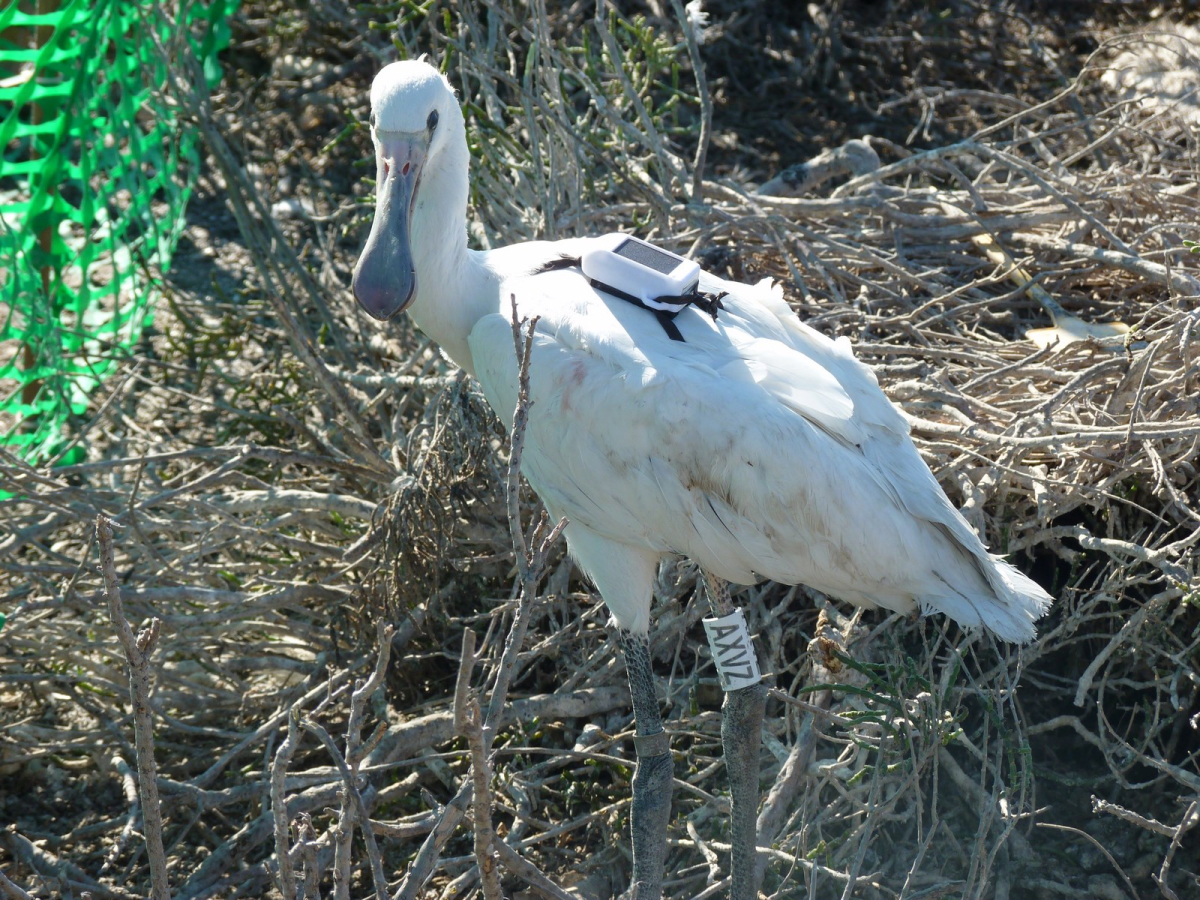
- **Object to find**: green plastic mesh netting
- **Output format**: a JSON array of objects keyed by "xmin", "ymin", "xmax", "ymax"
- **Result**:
[{"xmin": 0, "ymin": 0, "xmax": 235, "ymax": 468}]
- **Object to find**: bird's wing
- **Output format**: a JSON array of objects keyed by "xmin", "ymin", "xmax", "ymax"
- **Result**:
[
  {"xmin": 708, "ymin": 271, "xmax": 1050, "ymax": 638},
  {"xmin": 469, "ymin": 262, "xmax": 1048, "ymax": 641}
]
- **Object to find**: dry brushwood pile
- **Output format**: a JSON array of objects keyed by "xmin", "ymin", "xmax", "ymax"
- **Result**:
[{"xmin": 2, "ymin": 2, "xmax": 1199, "ymax": 899}]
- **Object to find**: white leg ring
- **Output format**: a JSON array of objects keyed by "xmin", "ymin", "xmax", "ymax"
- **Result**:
[{"xmin": 702, "ymin": 609, "xmax": 762, "ymax": 691}]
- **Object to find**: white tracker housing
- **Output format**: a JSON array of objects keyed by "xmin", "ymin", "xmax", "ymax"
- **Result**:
[{"xmin": 581, "ymin": 233, "xmax": 701, "ymax": 311}]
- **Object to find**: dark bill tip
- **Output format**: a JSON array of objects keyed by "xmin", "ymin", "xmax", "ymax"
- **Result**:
[{"xmin": 352, "ymin": 264, "xmax": 416, "ymax": 321}]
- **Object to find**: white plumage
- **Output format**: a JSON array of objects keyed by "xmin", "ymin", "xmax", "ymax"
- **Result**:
[{"xmin": 353, "ymin": 60, "xmax": 1051, "ymax": 643}]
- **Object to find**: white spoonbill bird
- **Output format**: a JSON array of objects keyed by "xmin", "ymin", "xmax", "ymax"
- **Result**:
[{"xmin": 352, "ymin": 59, "xmax": 1052, "ymax": 900}]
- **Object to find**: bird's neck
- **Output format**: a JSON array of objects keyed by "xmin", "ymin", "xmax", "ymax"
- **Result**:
[{"xmin": 405, "ymin": 145, "xmax": 490, "ymax": 376}]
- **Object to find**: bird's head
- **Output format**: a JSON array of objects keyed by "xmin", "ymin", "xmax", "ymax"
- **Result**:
[{"xmin": 352, "ymin": 59, "xmax": 460, "ymax": 321}]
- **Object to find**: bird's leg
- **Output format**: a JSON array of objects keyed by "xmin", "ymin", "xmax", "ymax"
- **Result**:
[
  {"xmin": 703, "ymin": 572, "xmax": 767, "ymax": 900},
  {"xmin": 617, "ymin": 627, "xmax": 672, "ymax": 900}
]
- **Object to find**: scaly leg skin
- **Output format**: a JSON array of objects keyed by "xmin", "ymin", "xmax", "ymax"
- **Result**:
[
  {"xmin": 618, "ymin": 628, "xmax": 672, "ymax": 900},
  {"xmin": 705, "ymin": 573, "xmax": 768, "ymax": 900},
  {"xmin": 723, "ymin": 679, "xmax": 767, "ymax": 900}
]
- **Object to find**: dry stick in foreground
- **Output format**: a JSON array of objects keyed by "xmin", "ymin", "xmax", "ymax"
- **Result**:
[
  {"xmin": 102, "ymin": 755, "xmax": 142, "ymax": 876},
  {"xmin": 271, "ymin": 711, "xmax": 302, "ymax": 900},
  {"xmin": 480, "ymin": 299, "xmax": 568, "ymax": 891},
  {"xmin": 754, "ymin": 611, "xmax": 841, "ymax": 886},
  {"xmin": 668, "ymin": 0, "xmax": 712, "ymax": 203},
  {"xmin": 0, "ymin": 870, "xmax": 33, "ymax": 900},
  {"xmin": 304, "ymin": 622, "xmax": 394, "ymax": 900},
  {"xmin": 97, "ymin": 515, "xmax": 171, "ymax": 900},
  {"xmin": 1154, "ymin": 798, "xmax": 1199, "ymax": 900},
  {"xmin": 7, "ymin": 828, "xmax": 137, "ymax": 900},
  {"xmin": 392, "ymin": 300, "xmax": 567, "ymax": 900},
  {"xmin": 296, "ymin": 814, "xmax": 322, "ymax": 900},
  {"xmin": 454, "ymin": 630, "xmax": 503, "ymax": 900}
]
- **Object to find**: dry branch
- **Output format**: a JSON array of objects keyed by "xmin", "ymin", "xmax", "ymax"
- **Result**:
[
  {"xmin": 97, "ymin": 516, "xmax": 171, "ymax": 900},
  {"xmin": 0, "ymin": 871, "xmax": 33, "ymax": 900},
  {"xmin": 271, "ymin": 712, "xmax": 302, "ymax": 900},
  {"xmin": 462, "ymin": 693, "xmax": 503, "ymax": 900},
  {"xmin": 297, "ymin": 814, "xmax": 322, "ymax": 900},
  {"xmin": 101, "ymin": 755, "xmax": 142, "ymax": 876}
]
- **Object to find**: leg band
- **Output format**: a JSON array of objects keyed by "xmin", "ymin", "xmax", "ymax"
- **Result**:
[
  {"xmin": 703, "ymin": 608, "xmax": 761, "ymax": 691},
  {"xmin": 633, "ymin": 730, "xmax": 670, "ymax": 758}
]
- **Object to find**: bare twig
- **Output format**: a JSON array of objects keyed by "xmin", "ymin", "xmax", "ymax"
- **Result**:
[
  {"xmin": 453, "ymin": 629, "xmax": 479, "ymax": 733},
  {"xmin": 300, "ymin": 721, "xmax": 388, "ymax": 900},
  {"xmin": 0, "ymin": 870, "xmax": 34, "ymax": 900},
  {"xmin": 493, "ymin": 841, "xmax": 579, "ymax": 900},
  {"xmin": 486, "ymin": 300, "xmax": 568, "ymax": 742},
  {"xmin": 271, "ymin": 711, "xmax": 302, "ymax": 900},
  {"xmin": 670, "ymin": 0, "xmax": 712, "ymax": 202},
  {"xmin": 101, "ymin": 755, "xmax": 141, "ymax": 876},
  {"xmin": 1092, "ymin": 796, "xmax": 1185, "ymax": 838},
  {"xmin": 450, "ymin": 628, "xmax": 502, "ymax": 898},
  {"xmin": 97, "ymin": 515, "xmax": 171, "ymax": 900},
  {"xmin": 1154, "ymin": 799, "xmax": 1199, "ymax": 900},
  {"xmin": 505, "ymin": 294, "xmax": 540, "ymax": 574},
  {"xmin": 310, "ymin": 622, "xmax": 392, "ymax": 900},
  {"xmin": 390, "ymin": 784, "xmax": 472, "ymax": 900},
  {"xmin": 462, "ymin": 694, "xmax": 503, "ymax": 900},
  {"xmin": 1036, "ymin": 822, "xmax": 1139, "ymax": 900},
  {"xmin": 296, "ymin": 814, "xmax": 322, "ymax": 900},
  {"xmin": 7, "ymin": 829, "xmax": 136, "ymax": 900}
]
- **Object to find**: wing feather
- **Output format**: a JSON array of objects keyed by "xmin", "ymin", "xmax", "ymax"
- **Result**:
[{"xmin": 468, "ymin": 261, "xmax": 1049, "ymax": 641}]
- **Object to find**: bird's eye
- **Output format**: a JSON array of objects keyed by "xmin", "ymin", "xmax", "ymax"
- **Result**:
[
  {"xmin": 369, "ymin": 112, "xmax": 376, "ymax": 129},
  {"xmin": 427, "ymin": 109, "xmax": 439, "ymax": 133}
]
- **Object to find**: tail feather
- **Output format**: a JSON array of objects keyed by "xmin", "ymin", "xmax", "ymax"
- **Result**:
[
  {"xmin": 980, "ymin": 554, "xmax": 1054, "ymax": 643},
  {"xmin": 922, "ymin": 555, "xmax": 1051, "ymax": 643},
  {"xmin": 920, "ymin": 521, "xmax": 1052, "ymax": 643}
]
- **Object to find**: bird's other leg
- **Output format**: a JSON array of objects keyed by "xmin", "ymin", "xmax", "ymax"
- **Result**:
[
  {"xmin": 618, "ymin": 627, "xmax": 672, "ymax": 900},
  {"xmin": 703, "ymin": 572, "xmax": 767, "ymax": 900}
]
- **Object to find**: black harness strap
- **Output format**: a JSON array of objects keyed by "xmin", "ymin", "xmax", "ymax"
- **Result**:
[
  {"xmin": 531, "ymin": 254, "xmax": 582, "ymax": 274},
  {"xmin": 657, "ymin": 311, "xmax": 686, "ymax": 343},
  {"xmin": 531, "ymin": 254, "xmax": 726, "ymax": 343},
  {"xmin": 585, "ymin": 278, "xmax": 687, "ymax": 342}
]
